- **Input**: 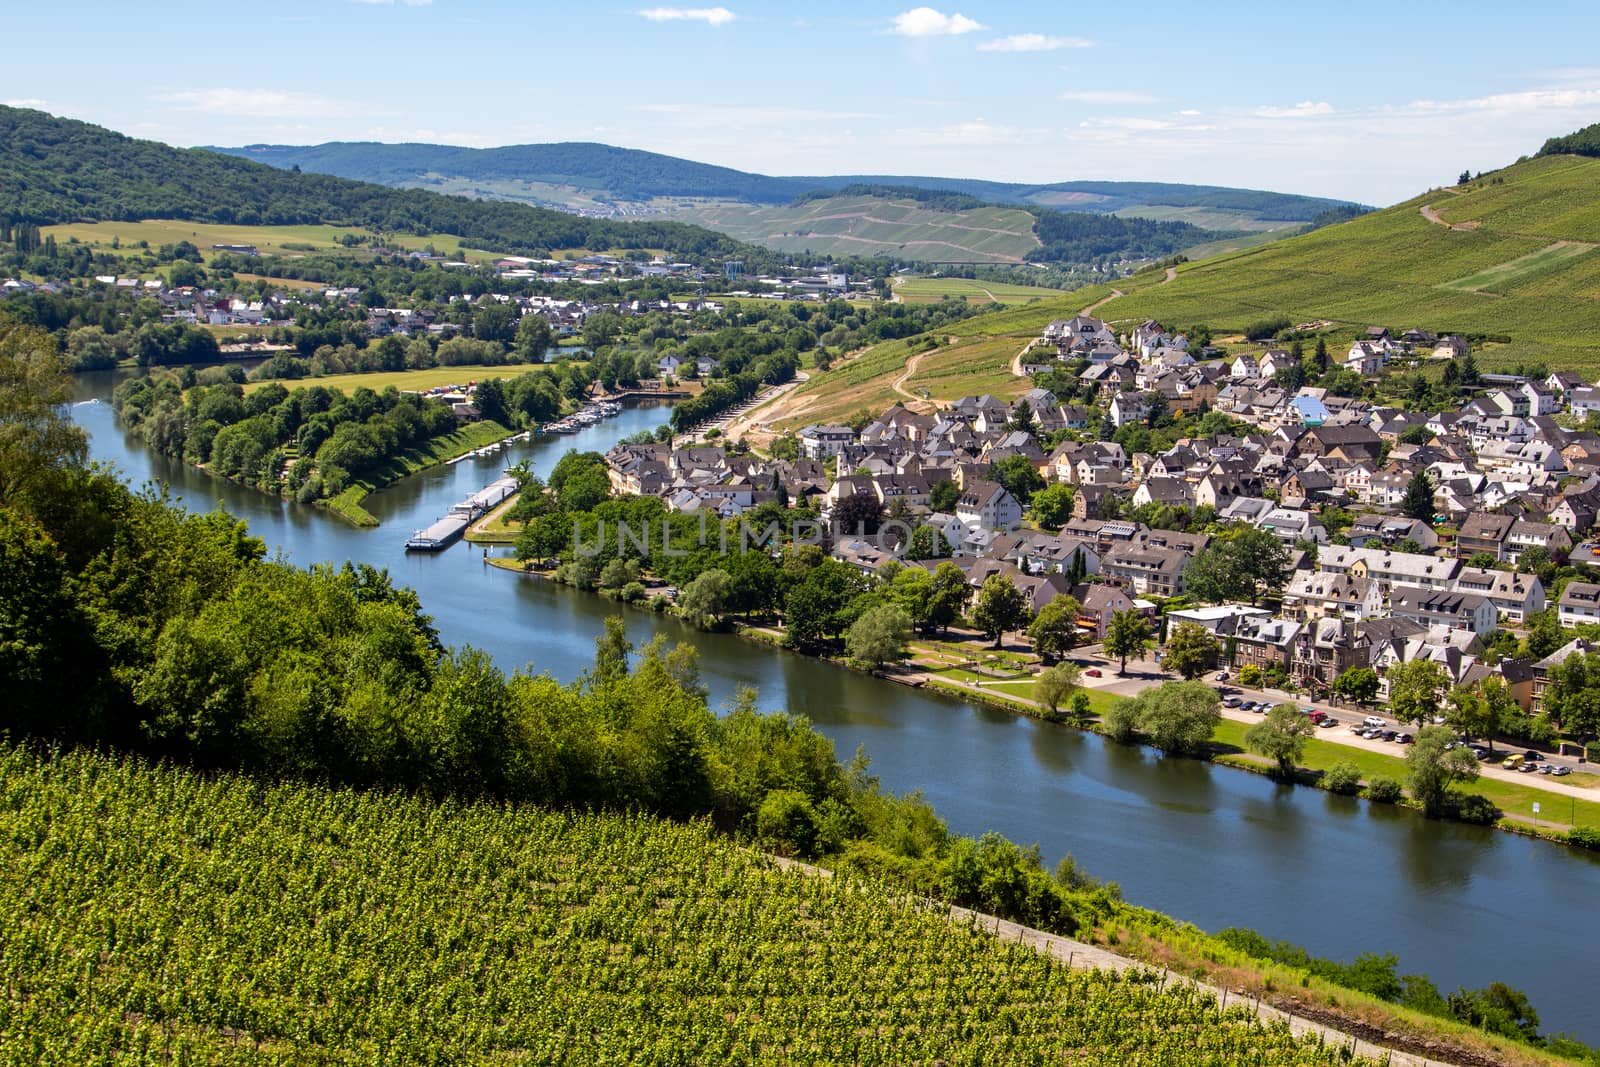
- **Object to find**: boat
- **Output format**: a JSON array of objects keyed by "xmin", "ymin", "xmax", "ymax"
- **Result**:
[{"xmin": 405, "ymin": 515, "xmax": 469, "ymax": 552}]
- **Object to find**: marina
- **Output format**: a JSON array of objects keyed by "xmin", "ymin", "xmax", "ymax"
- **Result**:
[
  {"xmin": 410, "ymin": 475, "xmax": 520, "ymax": 550},
  {"xmin": 545, "ymin": 399, "xmax": 622, "ymax": 434}
]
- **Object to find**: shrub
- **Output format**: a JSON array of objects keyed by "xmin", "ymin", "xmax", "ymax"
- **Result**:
[
  {"xmin": 755, "ymin": 790, "xmax": 819, "ymax": 857},
  {"xmin": 1568, "ymin": 826, "xmax": 1600, "ymax": 851},
  {"xmin": 618, "ymin": 581, "xmax": 646, "ymax": 603},
  {"xmin": 1366, "ymin": 776, "xmax": 1404, "ymax": 804},
  {"xmin": 1238, "ymin": 664, "xmax": 1262, "ymax": 686},
  {"xmin": 1101, "ymin": 700, "xmax": 1141, "ymax": 743},
  {"xmin": 1452, "ymin": 793, "xmax": 1501, "ymax": 825},
  {"xmin": 1324, "ymin": 762, "xmax": 1362, "ymax": 795}
]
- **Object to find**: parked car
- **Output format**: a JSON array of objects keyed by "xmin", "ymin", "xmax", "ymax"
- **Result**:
[
  {"xmin": 1363, "ymin": 715, "xmax": 1386, "ymax": 728},
  {"xmin": 1553, "ymin": 766, "xmax": 1572, "ymax": 777},
  {"xmin": 1361, "ymin": 728, "xmax": 1383, "ymax": 739},
  {"xmin": 1395, "ymin": 732, "xmax": 1414, "ymax": 744},
  {"xmin": 1308, "ymin": 710, "xmax": 1327, "ymax": 723},
  {"xmin": 1085, "ymin": 668, "xmax": 1102, "ymax": 677},
  {"xmin": 1318, "ymin": 718, "xmax": 1338, "ymax": 729},
  {"xmin": 1349, "ymin": 723, "xmax": 1366, "ymax": 734},
  {"xmin": 1538, "ymin": 763, "xmax": 1553, "ymax": 774},
  {"xmin": 1380, "ymin": 730, "xmax": 1398, "ymax": 742},
  {"xmin": 1502, "ymin": 755, "xmax": 1524, "ymax": 769},
  {"xmin": 1475, "ymin": 749, "xmax": 1493, "ymax": 761},
  {"xmin": 1518, "ymin": 761, "xmax": 1538, "ymax": 773},
  {"xmin": 1301, "ymin": 706, "xmax": 1317, "ymax": 715},
  {"xmin": 1223, "ymin": 696, "xmax": 1242, "ymax": 708},
  {"xmin": 1214, "ymin": 671, "xmax": 1229, "ymax": 681},
  {"xmin": 1523, "ymin": 750, "xmax": 1542, "ymax": 763}
]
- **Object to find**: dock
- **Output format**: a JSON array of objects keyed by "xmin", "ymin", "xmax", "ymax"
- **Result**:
[
  {"xmin": 450, "ymin": 476, "xmax": 518, "ymax": 518},
  {"xmin": 405, "ymin": 514, "xmax": 469, "ymax": 552}
]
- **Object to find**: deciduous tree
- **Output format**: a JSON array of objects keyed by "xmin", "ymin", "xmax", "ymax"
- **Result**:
[
  {"xmin": 1104, "ymin": 609, "xmax": 1152, "ymax": 675},
  {"xmin": 973, "ymin": 574, "xmax": 1031, "ymax": 648},
  {"xmin": 1163, "ymin": 621, "xmax": 1219, "ymax": 680},
  {"xmin": 1245, "ymin": 703, "xmax": 1314, "ymax": 778}
]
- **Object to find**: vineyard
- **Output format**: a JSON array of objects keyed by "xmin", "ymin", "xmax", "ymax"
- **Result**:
[{"xmin": 0, "ymin": 745, "xmax": 1377, "ymax": 1065}]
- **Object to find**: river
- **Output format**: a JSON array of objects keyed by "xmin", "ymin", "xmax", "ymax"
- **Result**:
[{"xmin": 72, "ymin": 369, "xmax": 1600, "ymax": 1043}]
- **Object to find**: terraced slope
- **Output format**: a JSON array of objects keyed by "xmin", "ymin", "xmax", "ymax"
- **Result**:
[{"xmin": 1, "ymin": 745, "xmax": 1378, "ymax": 1065}]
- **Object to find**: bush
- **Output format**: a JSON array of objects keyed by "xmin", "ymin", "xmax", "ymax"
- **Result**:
[
  {"xmin": 1452, "ymin": 793, "xmax": 1501, "ymax": 825},
  {"xmin": 1568, "ymin": 826, "xmax": 1600, "ymax": 851},
  {"xmin": 1101, "ymin": 700, "xmax": 1140, "ymax": 743},
  {"xmin": 755, "ymin": 790, "xmax": 819, "ymax": 858},
  {"xmin": 1324, "ymin": 762, "xmax": 1362, "ymax": 795},
  {"xmin": 1237, "ymin": 664, "xmax": 1262, "ymax": 686},
  {"xmin": 618, "ymin": 581, "xmax": 646, "ymax": 603},
  {"xmin": 1366, "ymin": 776, "xmax": 1404, "ymax": 804}
]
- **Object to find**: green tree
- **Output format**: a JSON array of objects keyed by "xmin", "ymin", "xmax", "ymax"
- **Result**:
[
  {"xmin": 1026, "ymin": 596, "xmax": 1082, "ymax": 661},
  {"xmin": 0, "ymin": 320, "xmax": 88, "ymax": 513},
  {"xmin": 1104, "ymin": 609, "xmax": 1153, "ymax": 675},
  {"xmin": 1406, "ymin": 724, "xmax": 1481, "ymax": 816},
  {"xmin": 905, "ymin": 523, "xmax": 949, "ymax": 560},
  {"xmin": 929, "ymin": 478, "xmax": 960, "ymax": 513},
  {"xmin": 1029, "ymin": 483, "xmax": 1075, "ymax": 529},
  {"xmin": 678, "ymin": 568, "xmax": 731, "ymax": 629},
  {"xmin": 1245, "ymin": 703, "xmax": 1314, "ymax": 778},
  {"xmin": 1403, "ymin": 469, "xmax": 1435, "ymax": 523},
  {"xmin": 514, "ymin": 313, "xmax": 553, "ymax": 362},
  {"xmin": 1130, "ymin": 681, "xmax": 1220, "ymax": 755},
  {"xmin": 1035, "ymin": 662, "xmax": 1081, "ymax": 717},
  {"xmin": 989, "ymin": 455, "xmax": 1045, "ymax": 507},
  {"xmin": 845, "ymin": 602, "xmax": 912, "ymax": 670},
  {"xmin": 473, "ymin": 301, "xmax": 515, "ymax": 344},
  {"xmin": 1182, "ymin": 543, "xmax": 1246, "ymax": 604},
  {"xmin": 1229, "ymin": 528, "xmax": 1292, "ymax": 606},
  {"xmin": 925, "ymin": 562, "xmax": 970, "ymax": 634},
  {"xmin": 1163, "ymin": 621, "xmax": 1219, "ymax": 680},
  {"xmin": 1523, "ymin": 609, "xmax": 1566, "ymax": 660},
  {"xmin": 1332, "ymin": 666, "xmax": 1380, "ymax": 705},
  {"xmin": 972, "ymin": 574, "xmax": 1032, "ymax": 648},
  {"xmin": 1386, "ymin": 659, "xmax": 1449, "ymax": 727}
]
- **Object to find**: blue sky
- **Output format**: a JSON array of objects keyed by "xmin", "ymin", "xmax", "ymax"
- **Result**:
[{"xmin": 6, "ymin": 1, "xmax": 1600, "ymax": 205}]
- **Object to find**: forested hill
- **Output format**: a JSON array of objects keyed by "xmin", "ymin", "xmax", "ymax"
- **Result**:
[
  {"xmin": 1540, "ymin": 120, "xmax": 1600, "ymax": 158},
  {"xmin": 0, "ymin": 107, "xmax": 748, "ymax": 257},
  {"xmin": 209, "ymin": 138, "xmax": 1365, "ymax": 228}
]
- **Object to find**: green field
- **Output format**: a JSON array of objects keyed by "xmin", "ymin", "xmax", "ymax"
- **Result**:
[
  {"xmin": 241, "ymin": 363, "xmax": 543, "ymax": 396},
  {"xmin": 0, "ymin": 744, "xmax": 1379, "ymax": 1065},
  {"xmin": 895, "ymin": 276, "xmax": 1063, "ymax": 304},
  {"xmin": 44, "ymin": 218, "xmax": 499, "ymax": 266},
  {"xmin": 1092, "ymin": 154, "xmax": 1600, "ymax": 371},
  {"xmin": 676, "ymin": 194, "xmax": 1043, "ymax": 263}
]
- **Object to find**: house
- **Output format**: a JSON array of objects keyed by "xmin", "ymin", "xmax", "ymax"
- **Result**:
[
  {"xmin": 1164, "ymin": 604, "xmax": 1272, "ymax": 636},
  {"xmin": 1231, "ymin": 616, "xmax": 1302, "ymax": 671},
  {"xmin": 1282, "ymin": 571, "xmax": 1383, "ymax": 622},
  {"xmin": 1390, "ymin": 588, "xmax": 1498, "ymax": 636},
  {"xmin": 798, "ymin": 425, "xmax": 856, "ymax": 460},
  {"xmin": 1346, "ymin": 514, "xmax": 1438, "ymax": 551},
  {"xmin": 1294, "ymin": 424, "xmax": 1383, "ymax": 463},
  {"xmin": 1101, "ymin": 543, "xmax": 1189, "ymax": 597},
  {"xmin": 956, "ymin": 480, "xmax": 1022, "ymax": 532},
  {"xmin": 1558, "ymin": 582, "xmax": 1600, "ymax": 629},
  {"xmin": 1433, "ymin": 335, "xmax": 1470, "ymax": 361},
  {"xmin": 1455, "ymin": 512, "xmax": 1516, "ymax": 561},
  {"xmin": 1345, "ymin": 342, "xmax": 1385, "ymax": 377},
  {"xmin": 1450, "ymin": 567, "xmax": 1545, "ymax": 624},
  {"xmin": 1531, "ymin": 638, "xmax": 1598, "ymax": 711},
  {"xmin": 1551, "ymin": 489, "xmax": 1600, "ymax": 536},
  {"xmin": 1109, "ymin": 391, "xmax": 1151, "ymax": 428},
  {"xmin": 1132, "ymin": 477, "xmax": 1195, "ymax": 509},
  {"xmin": 1291, "ymin": 617, "xmax": 1372, "ymax": 693},
  {"xmin": 1318, "ymin": 544, "xmax": 1460, "ymax": 592},
  {"xmin": 1077, "ymin": 584, "xmax": 1137, "ymax": 639},
  {"xmin": 1505, "ymin": 519, "xmax": 1572, "ymax": 563}
]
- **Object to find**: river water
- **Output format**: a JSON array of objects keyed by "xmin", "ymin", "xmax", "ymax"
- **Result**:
[{"xmin": 71, "ymin": 370, "xmax": 1600, "ymax": 1043}]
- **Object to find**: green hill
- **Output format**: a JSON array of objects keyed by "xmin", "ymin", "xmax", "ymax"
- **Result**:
[
  {"xmin": 1, "ymin": 744, "xmax": 1379, "ymax": 1065},
  {"xmin": 0, "ymin": 107, "xmax": 746, "ymax": 259},
  {"xmin": 1091, "ymin": 153, "xmax": 1600, "ymax": 369}
]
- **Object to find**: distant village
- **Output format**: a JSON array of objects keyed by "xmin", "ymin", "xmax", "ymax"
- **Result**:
[{"xmin": 603, "ymin": 311, "xmax": 1600, "ymax": 718}]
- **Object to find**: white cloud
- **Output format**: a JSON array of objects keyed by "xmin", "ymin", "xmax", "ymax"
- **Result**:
[
  {"xmin": 636, "ymin": 103, "xmax": 878, "ymax": 126},
  {"xmin": 1399, "ymin": 87, "xmax": 1600, "ymax": 115},
  {"xmin": 4, "ymin": 98, "xmax": 51, "ymax": 110},
  {"xmin": 978, "ymin": 33, "xmax": 1092, "ymax": 52},
  {"xmin": 1177, "ymin": 108, "xmax": 1202, "ymax": 117},
  {"xmin": 638, "ymin": 6, "xmax": 736, "ymax": 25},
  {"xmin": 1059, "ymin": 90, "xmax": 1154, "ymax": 103},
  {"xmin": 154, "ymin": 88, "xmax": 367, "ymax": 119},
  {"xmin": 892, "ymin": 7, "xmax": 983, "ymax": 37},
  {"xmin": 1255, "ymin": 101, "xmax": 1335, "ymax": 119}
]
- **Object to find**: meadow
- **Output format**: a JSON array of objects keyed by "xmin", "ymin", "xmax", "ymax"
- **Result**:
[
  {"xmin": 45, "ymin": 218, "xmax": 500, "ymax": 265},
  {"xmin": 0, "ymin": 744, "xmax": 1381, "ymax": 1066},
  {"xmin": 894, "ymin": 276, "xmax": 1063, "ymax": 305},
  {"xmin": 240, "ymin": 363, "xmax": 543, "ymax": 397}
]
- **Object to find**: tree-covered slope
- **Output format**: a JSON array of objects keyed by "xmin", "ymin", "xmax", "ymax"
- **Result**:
[
  {"xmin": 209, "ymin": 139, "xmax": 1365, "ymax": 226},
  {"xmin": 1540, "ymin": 121, "xmax": 1600, "ymax": 159},
  {"xmin": 0, "ymin": 107, "xmax": 747, "ymax": 257},
  {"xmin": 0, "ymin": 744, "xmax": 1378, "ymax": 1066}
]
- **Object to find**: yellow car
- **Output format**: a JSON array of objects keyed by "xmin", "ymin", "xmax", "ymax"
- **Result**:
[{"xmin": 1501, "ymin": 754, "xmax": 1524, "ymax": 769}]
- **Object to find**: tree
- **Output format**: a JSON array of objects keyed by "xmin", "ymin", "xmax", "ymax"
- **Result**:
[
  {"xmin": 990, "ymin": 454, "xmax": 1045, "ymax": 507},
  {"xmin": 1104, "ymin": 609, "xmax": 1153, "ymax": 675},
  {"xmin": 1445, "ymin": 684, "xmax": 1499, "ymax": 750},
  {"xmin": 925, "ymin": 562, "xmax": 970, "ymax": 634},
  {"xmin": 905, "ymin": 524, "xmax": 949, "ymax": 561},
  {"xmin": 1029, "ymin": 483, "xmax": 1075, "ymax": 529},
  {"xmin": 1182, "ymin": 543, "xmax": 1246, "ymax": 604},
  {"xmin": 1465, "ymin": 551, "xmax": 1501, "ymax": 570},
  {"xmin": 1523, "ymin": 609, "xmax": 1566, "ymax": 661},
  {"xmin": 846, "ymin": 603, "xmax": 912, "ymax": 670},
  {"xmin": 1406, "ymin": 725, "xmax": 1481, "ymax": 816},
  {"xmin": 929, "ymin": 478, "xmax": 960, "ymax": 513},
  {"xmin": 1006, "ymin": 400, "xmax": 1037, "ymax": 434},
  {"xmin": 1229, "ymin": 527, "xmax": 1292, "ymax": 606},
  {"xmin": 473, "ymin": 378, "xmax": 508, "ymax": 426},
  {"xmin": 833, "ymin": 491, "xmax": 883, "ymax": 535},
  {"xmin": 1245, "ymin": 704, "xmax": 1314, "ymax": 778},
  {"xmin": 1332, "ymin": 666, "xmax": 1380, "ymax": 705},
  {"xmin": 514, "ymin": 313, "xmax": 553, "ymax": 362},
  {"xmin": 972, "ymin": 574, "xmax": 1032, "ymax": 649},
  {"xmin": 473, "ymin": 301, "xmax": 515, "ymax": 344},
  {"xmin": 0, "ymin": 321, "xmax": 88, "ymax": 513},
  {"xmin": 1026, "ymin": 596, "xmax": 1082, "ymax": 661},
  {"xmin": 1035, "ymin": 663, "xmax": 1081, "ymax": 717},
  {"xmin": 1386, "ymin": 659, "xmax": 1449, "ymax": 727},
  {"xmin": 1402, "ymin": 469, "xmax": 1435, "ymax": 523},
  {"xmin": 1163, "ymin": 621, "xmax": 1219, "ymax": 681},
  {"xmin": 1130, "ymin": 681, "xmax": 1220, "ymax": 755},
  {"xmin": 678, "ymin": 568, "xmax": 731, "ymax": 629}
]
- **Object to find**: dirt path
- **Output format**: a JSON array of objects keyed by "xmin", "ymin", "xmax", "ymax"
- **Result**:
[
  {"xmin": 1165, "ymin": 265, "xmax": 1178, "ymax": 282},
  {"xmin": 1420, "ymin": 204, "xmax": 1481, "ymax": 231},
  {"xmin": 890, "ymin": 350, "xmax": 936, "ymax": 406},
  {"xmin": 1009, "ymin": 337, "xmax": 1038, "ymax": 377},
  {"xmin": 1079, "ymin": 287, "xmax": 1125, "ymax": 317}
]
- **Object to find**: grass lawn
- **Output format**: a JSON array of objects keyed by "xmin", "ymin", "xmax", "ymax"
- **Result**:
[
  {"xmin": 465, "ymin": 493, "xmax": 526, "ymax": 544},
  {"xmin": 323, "ymin": 421, "xmax": 515, "ymax": 527},
  {"xmin": 1211, "ymin": 720, "xmax": 1600, "ymax": 830},
  {"xmin": 242, "ymin": 364, "xmax": 547, "ymax": 396}
]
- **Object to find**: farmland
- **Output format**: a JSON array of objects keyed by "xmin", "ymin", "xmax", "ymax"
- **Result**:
[
  {"xmin": 894, "ymin": 276, "xmax": 1063, "ymax": 305},
  {"xmin": 240, "ymin": 362, "xmax": 549, "ymax": 396},
  {"xmin": 42, "ymin": 218, "xmax": 499, "ymax": 265},
  {"xmin": 675, "ymin": 194, "xmax": 1044, "ymax": 263},
  {"xmin": 0, "ymin": 744, "xmax": 1381, "ymax": 1065}
]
